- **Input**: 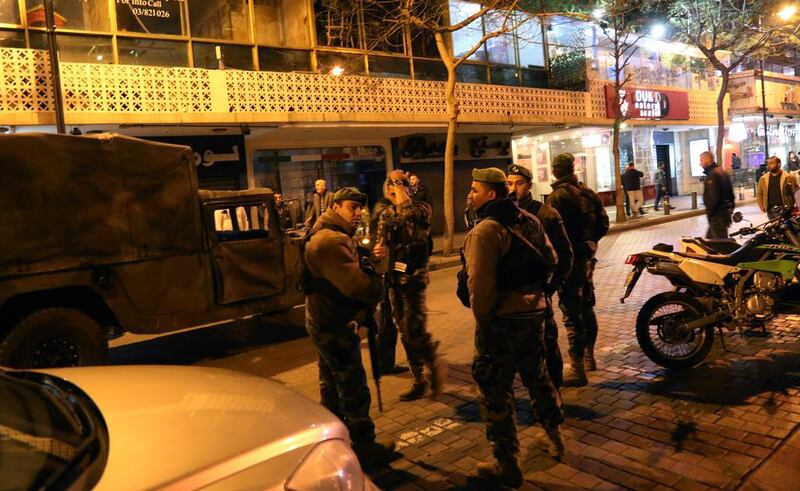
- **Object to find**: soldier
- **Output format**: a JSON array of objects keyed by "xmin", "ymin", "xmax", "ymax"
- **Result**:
[
  {"xmin": 373, "ymin": 170, "xmax": 446, "ymax": 401},
  {"xmin": 463, "ymin": 167, "xmax": 565, "ymax": 488},
  {"xmin": 507, "ymin": 164, "xmax": 573, "ymax": 389},
  {"xmin": 546, "ymin": 154, "xmax": 609, "ymax": 387},
  {"xmin": 303, "ymin": 187, "xmax": 395, "ymax": 466}
]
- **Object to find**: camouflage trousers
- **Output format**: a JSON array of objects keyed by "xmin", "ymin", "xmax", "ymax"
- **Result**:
[
  {"xmin": 472, "ymin": 314, "xmax": 564, "ymax": 463},
  {"xmin": 306, "ymin": 316, "xmax": 375, "ymax": 445},
  {"xmin": 544, "ymin": 297, "xmax": 564, "ymax": 389},
  {"xmin": 389, "ymin": 269, "xmax": 438, "ymax": 382},
  {"xmin": 557, "ymin": 255, "xmax": 599, "ymax": 361}
]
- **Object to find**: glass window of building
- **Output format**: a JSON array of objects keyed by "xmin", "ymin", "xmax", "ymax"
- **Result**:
[
  {"xmin": 258, "ymin": 47, "xmax": 312, "ymax": 72},
  {"xmin": 193, "ymin": 43, "xmax": 254, "ymax": 70},
  {"xmin": 449, "ymin": 0, "xmax": 486, "ymax": 61},
  {"xmin": 25, "ymin": 0, "xmax": 109, "ymax": 32},
  {"xmin": 413, "ymin": 58, "xmax": 447, "ymax": 81},
  {"xmin": 517, "ymin": 17, "xmax": 544, "ymax": 68},
  {"xmin": 254, "ymin": 0, "xmax": 312, "ymax": 48},
  {"xmin": 457, "ymin": 63, "xmax": 487, "ymax": 83},
  {"xmin": 484, "ymin": 11, "xmax": 515, "ymax": 65},
  {"xmin": 189, "ymin": 0, "xmax": 249, "ymax": 41},
  {"xmin": 116, "ymin": 0, "xmax": 186, "ymax": 36},
  {"xmin": 0, "ymin": 0, "xmax": 20, "ymax": 24},
  {"xmin": 52, "ymin": 34, "xmax": 113, "ymax": 63},
  {"xmin": 520, "ymin": 68, "xmax": 547, "ymax": 88},
  {"xmin": 411, "ymin": 28, "xmax": 437, "ymax": 58},
  {"xmin": 369, "ymin": 55, "xmax": 410, "ymax": 78},
  {"xmin": 117, "ymin": 38, "xmax": 189, "ymax": 67},
  {"xmin": 490, "ymin": 66, "xmax": 518, "ymax": 86},
  {"xmin": 363, "ymin": 0, "xmax": 404, "ymax": 53},
  {"xmin": 314, "ymin": 0, "xmax": 361, "ymax": 49},
  {"xmin": 317, "ymin": 50, "xmax": 364, "ymax": 74},
  {"xmin": 0, "ymin": 30, "xmax": 26, "ymax": 48}
]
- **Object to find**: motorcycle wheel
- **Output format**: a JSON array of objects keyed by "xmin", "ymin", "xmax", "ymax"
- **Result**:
[{"xmin": 636, "ymin": 292, "xmax": 715, "ymax": 370}]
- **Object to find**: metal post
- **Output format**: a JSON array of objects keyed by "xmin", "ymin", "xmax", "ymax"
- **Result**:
[
  {"xmin": 44, "ymin": 0, "xmax": 65, "ymax": 134},
  {"xmin": 663, "ymin": 195, "xmax": 670, "ymax": 215},
  {"xmin": 691, "ymin": 191, "xmax": 697, "ymax": 210},
  {"xmin": 759, "ymin": 59, "xmax": 769, "ymax": 159}
]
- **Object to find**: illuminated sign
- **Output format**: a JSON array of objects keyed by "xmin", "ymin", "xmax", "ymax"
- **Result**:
[{"xmin": 604, "ymin": 85, "xmax": 690, "ymax": 120}]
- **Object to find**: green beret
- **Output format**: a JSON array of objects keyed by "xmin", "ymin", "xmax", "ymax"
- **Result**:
[
  {"xmin": 333, "ymin": 186, "xmax": 368, "ymax": 205},
  {"xmin": 507, "ymin": 164, "xmax": 532, "ymax": 181},
  {"xmin": 472, "ymin": 167, "xmax": 507, "ymax": 183}
]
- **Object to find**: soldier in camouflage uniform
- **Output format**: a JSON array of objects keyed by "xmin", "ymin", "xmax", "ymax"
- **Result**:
[
  {"xmin": 507, "ymin": 164, "xmax": 573, "ymax": 389},
  {"xmin": 463, "ymin": 167, "xmax": 565, "ymax": 488},
  {"xmin": 304, "ymin": 187, "xmax": 395, "ymax": 466},
  {"xmin": 373, "ymin": 170, "xmax": 446, "ymax": 401}
]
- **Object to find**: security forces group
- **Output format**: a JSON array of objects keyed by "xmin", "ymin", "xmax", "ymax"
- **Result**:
[{"xmin": 300, "ymin": 153, "xmax": 609, "ymax": 488}]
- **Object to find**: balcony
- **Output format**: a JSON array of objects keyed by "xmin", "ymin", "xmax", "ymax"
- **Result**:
[
  {"xmin": 0, "ymin": 48, "xmax": 723, "ymax": 128},
  {"xmin": 729, "ymin": 69, "xmax": 800, "ymax": 119}
]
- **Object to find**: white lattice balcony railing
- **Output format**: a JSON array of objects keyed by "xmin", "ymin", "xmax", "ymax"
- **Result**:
[{"xmin": 0, "ymin": 47, "xmax": 724, "ymax": 127}]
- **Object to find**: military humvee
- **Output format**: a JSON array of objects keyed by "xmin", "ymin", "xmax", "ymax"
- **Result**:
[{"xmin": 0, "ymin": 133, "xmax": 305, "ymax": 368}]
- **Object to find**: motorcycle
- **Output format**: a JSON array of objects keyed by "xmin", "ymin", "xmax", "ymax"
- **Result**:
[{"xmin": 621, "ymin": 208, "xmax": 800, "ymax": 369}]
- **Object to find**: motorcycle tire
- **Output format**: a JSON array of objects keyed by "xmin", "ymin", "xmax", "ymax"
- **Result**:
[{"xmin": 636, "ymin": 292, "xmax": 715, "ymax": 370}]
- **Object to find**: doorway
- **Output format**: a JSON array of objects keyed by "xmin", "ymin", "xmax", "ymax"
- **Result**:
[{"xmin": 655, "ymin": 144, "xmax": 674, "ymax": 195}]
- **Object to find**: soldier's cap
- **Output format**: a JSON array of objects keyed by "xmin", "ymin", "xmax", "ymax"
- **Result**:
[
  {"xmin": 332, "ymin": 187, "xmax": 368, "ymax": 206},
  {"xmin": 507, "ymin": 164, "xmax": 532, "ymax": 181},
  {"xmin": 472, "ymin": 167, "xmax": 507, "ymax": 183},
  {"xmin": 551, "ymin": 153, "xmax": 575, "ymax": 172}
]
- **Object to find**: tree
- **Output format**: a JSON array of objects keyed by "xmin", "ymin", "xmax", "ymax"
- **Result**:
[{"xmin": 669, "ymin": 0, "xmax": 785, "ymax": 163}]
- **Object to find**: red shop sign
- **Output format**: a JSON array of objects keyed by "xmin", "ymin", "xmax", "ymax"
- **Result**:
[{"xmin": 604, "ymin": 85, "xmax": 690, "ymax": 120}]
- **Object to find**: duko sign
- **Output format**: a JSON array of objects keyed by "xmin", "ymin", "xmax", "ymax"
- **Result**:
[{"xmin": 604, "ymin": 85, "xmax": 690, "ymax": 120}]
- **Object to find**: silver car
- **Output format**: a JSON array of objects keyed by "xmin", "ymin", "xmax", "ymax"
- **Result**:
[{"xmin": 0, "ymin": 365, "xmax": 379, "ymax": 490}]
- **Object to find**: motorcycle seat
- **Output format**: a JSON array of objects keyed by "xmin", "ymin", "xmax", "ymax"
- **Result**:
[
  {"xmin": 673, "ymin": 240, "xmax": 757, "ymax": 265},
  {"xmin": 682, "ymin": 237, "xmax": 740, "ymax": 254}
]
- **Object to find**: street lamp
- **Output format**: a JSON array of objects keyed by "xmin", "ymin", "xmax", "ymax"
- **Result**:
[{"xmin": 777, "ymin": 5, "xmax": 798, "ymax": 21}]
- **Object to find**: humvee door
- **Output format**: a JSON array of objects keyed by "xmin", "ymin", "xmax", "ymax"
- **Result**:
[{"xmin": 204, "ymin": 199, "xmax": 286, "ymax": 304}]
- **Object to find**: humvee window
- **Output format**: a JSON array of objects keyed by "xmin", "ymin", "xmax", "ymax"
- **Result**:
[{"xmin": 213, "ymin": 203, "xmax": 270, "ymax": 241}]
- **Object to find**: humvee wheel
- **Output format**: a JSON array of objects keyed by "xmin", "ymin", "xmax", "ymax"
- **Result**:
[{"xmin": 0, "ymin": 307, "xmax": 108, "ymax": 368}]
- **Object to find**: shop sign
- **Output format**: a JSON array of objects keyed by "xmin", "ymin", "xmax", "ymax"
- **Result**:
[
  {"xmin": 116, "ymin": 0, "xmax": 184, "ymax": 35},
  {"xmin": 756, "ymin": 124, "xmax": 780, "ymax": 138},
  {"xmin": 604, "ymin": 85, "xmax": 690, "ymax": 120}
]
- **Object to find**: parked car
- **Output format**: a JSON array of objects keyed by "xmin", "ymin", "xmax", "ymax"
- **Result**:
[
  {"xmin": 0, "ymin": 133, "xmax": 305, "ymax": 368},
  {"xmin": 0, "ymin": 364, "xmax": 378, "ymax": 490}
]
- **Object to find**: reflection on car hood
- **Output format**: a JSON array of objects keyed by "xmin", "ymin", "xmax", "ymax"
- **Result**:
[{"xmin": 41, "ymin": 365, "xmax": 347, "ymax": 490}]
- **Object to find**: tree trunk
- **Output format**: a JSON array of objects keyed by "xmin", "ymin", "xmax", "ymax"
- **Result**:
[
  {"xmin": 443, "ymin": 67, "xmax": 458, "ymax": 255},
  {"xmin": 613, "ymin": 118, "xmax": 626, "ymax": 223},
  {"xmin": 715, "ymin": 70, "xmax": 729, "ymax": 166}
]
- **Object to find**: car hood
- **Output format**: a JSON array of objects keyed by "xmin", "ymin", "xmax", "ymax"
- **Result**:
[{"xmin": 41, "ymin": 365, "xmax": 348, "ymax": 490}]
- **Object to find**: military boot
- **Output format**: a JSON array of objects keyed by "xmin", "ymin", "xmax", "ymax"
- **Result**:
[
  {"xmin": 544, "ymin": 427, "xmax": 566, "ymax": 461},
  {"xmin": 584, "ymin": 344, "xmax": 597, "ymax": 372},
  {"xmin": 476, "ymin": 458, "xmax": 523, "ymax": 489},
  {"xmin": 352, "ymin": 437, "xmax": 397, "ymax": 468},
  {"xmin": 399, "ymin": 366, "xmax": 428, "ymax": 401},
  {"xmin": 427, "ymin": 350, "xmax": 448, "ymax": 399},
  {"xmin": 562, "ymin": 354, "xmax": 588, "ymax": 387}
]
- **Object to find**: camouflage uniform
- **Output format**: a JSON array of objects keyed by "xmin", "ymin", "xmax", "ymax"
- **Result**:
[
  {"xmin": 376, "ymin": 198, "xmax": 441, "ymax": 394},
  {"xmin": 304, "ymin": 208, "xmax": 384, "ymax": 444}
]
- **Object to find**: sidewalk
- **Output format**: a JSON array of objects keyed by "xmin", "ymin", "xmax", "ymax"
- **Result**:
[{"xmin": 429, "ymin": 187, "xmax": 757, "ymax": 271}]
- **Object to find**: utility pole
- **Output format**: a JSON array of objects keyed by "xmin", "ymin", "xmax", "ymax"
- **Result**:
[
  {"xmin": 759, "ymin": 59, "xmax": 770, "ymax": 159},
  {"xmin": 44, "ymin": 0, "xmax": 66, "ymax": 134}
]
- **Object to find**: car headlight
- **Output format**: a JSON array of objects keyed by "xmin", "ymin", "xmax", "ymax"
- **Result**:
[{"xmin": 284, "ymin": 439, "xmax": 365, "ymax": 491}]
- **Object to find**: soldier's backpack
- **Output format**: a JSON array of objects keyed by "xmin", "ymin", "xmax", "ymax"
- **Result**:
[{"xmin": 566, "ymin": 182, "xmax": 610, "ymax": 246}]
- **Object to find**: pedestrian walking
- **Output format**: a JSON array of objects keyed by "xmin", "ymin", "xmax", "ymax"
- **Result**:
[
  {"xmin": 462, "ymin": 167, "xmax": 565, "ymax": 488},
  {"xmin": 507, "ymin": 164, "xmax": 573, "ymax": 389},
  {"xmin": 788, "ymin": 151, "xmax": 800, "ymax": 172},
  {"xmin": 622, "ymin": 162, "xmax": 645, "ymax": 217},
  {"xmin": 653, "ymin": 163, "xmax": 668, "ymax": 211},
  {"xmin": 546, "ymin": 154, "xmax": 610, "ymax": 387},
  {"xmin": 373, "ymin": 170, "xmax": 446, "ymax": 401},
  {"xmin": 304, "ymin": 179, "xmax": 333, "ymax": 228},
  {"xmin": 700, "ymin": 151, "xmax": 735, "ymax": 239},
  {"xmin": 302, "ymin": 187, "xmax": 395, "ymax": 467},
  {"xmin": 731, "ymin": 152, "xmax": 742, "ymax": 171},
  {"xmin": 757, "ymin": 156, "xmax": 796, "ymax": 219}
]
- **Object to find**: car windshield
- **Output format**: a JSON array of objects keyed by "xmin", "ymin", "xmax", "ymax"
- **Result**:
[{"xmin": 0, "ymin": 369, "xmax": 108, "ymax": 490}]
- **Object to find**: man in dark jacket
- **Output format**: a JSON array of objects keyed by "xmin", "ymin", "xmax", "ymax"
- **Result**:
[
  {"xmin": 507, "ymin": 164, "xmax": 573, "ymax": 388},
  {"xmin": 700, "ymin": 151, "xmax": 735, "ymax": 239},
  {"xmin": 410, "ymin": 174, "xmax": 432, "ymax": 206},
  {"xmin": 304, "ymin": 187, "xmax": 395, "ymax": 466},
  {"xmin": 546, "ymin": 154, "xmax": 609, "ymax": 387},
  {"xmin": 622, "ymin": 162, "xmax": 645, "ymax": 217},
  {"xmin": 304, "ymin": 179, "xmax": 334, "ymax": 228}
]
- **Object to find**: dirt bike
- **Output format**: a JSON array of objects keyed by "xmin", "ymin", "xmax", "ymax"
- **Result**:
[{"xmin": 620, "ymin": 208, "xmax": 800, "ymax": 369}]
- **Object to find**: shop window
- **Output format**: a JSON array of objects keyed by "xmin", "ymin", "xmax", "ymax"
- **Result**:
[
  {"xmin": 456, "ymin": 63, "xmax": 487, "ymax": 83},
  {"xmin": 449, "ymin": 0, "xmax": 485, "ymax": 61},
  {"xmin": 258, "ymin": 47, "xmax": 312, "ymax": 72},
  {"xmin": 193, "ymin": 43, "xmax": 254, "ymax": 70},
  {"xmin": 413, "ymin": 58, "xmax": 447, "ymax": 81},
  {"xmin": 254, "ymin": 0, "xmax": 311, "ymax": 48},
  {"xmin": 34, "ymin": 34, "xmax": 113, "ymax": 63},
  {"xmin": 0, "ymin": 29, "xmax": 26, "ymax": 48},
  {"xmin": 490, "ymin": 66, "xmax": 518, "ymax": 86},
  {"xmin": 369, "ymin": 55, "xmax": 410, "ymax": 79},
  {"xmin": 26, "ymin": 0, "xmax": 109, "ymax": 32},
  {"xmin": 189, "ymin": 0, "xmax": 249, "ymax": 41},
  {"xmin": 0, "ymin": 0, "xmax": 20, "ymax": 24},
  {"xmin": 314, "ymin": 0, "xmax": 361, "ymax": 49},
  {"xmin": 117, "ymin": 38, "xmax": 188, "ymax": 67},
  {"xmin": 317, "ymin": 51, "xmax": 364, "ymax": 75},
  {"xmin": 116, "ymin": 0, "xmax": 185, "ymax": 36}
]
